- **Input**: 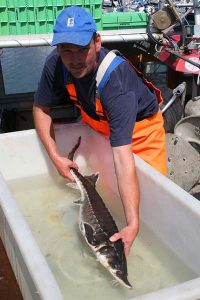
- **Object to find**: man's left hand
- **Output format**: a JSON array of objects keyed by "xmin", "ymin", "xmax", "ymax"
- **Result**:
[{"xmin": 109, "ymin": 223, "xmax": 139, "ymax": 256}]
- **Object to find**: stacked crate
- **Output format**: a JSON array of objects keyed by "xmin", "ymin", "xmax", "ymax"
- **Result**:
[
  {"xmin": 0, "ymin": 0, "xmax": 147, "ymax": 35},
  {"xmin": 101, "ymin": 11, "xmax": 147, "ymax": 30},
  {"xmin": 0, "ymin": 0, "xmax": 102, "ymax": 35}
]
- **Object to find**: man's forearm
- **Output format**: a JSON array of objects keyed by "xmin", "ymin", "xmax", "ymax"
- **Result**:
[
  {"xmin": 33, "ymin": 104, "xmax": 78, "ymax": 181},
  {"xmin": 112, "ymin": 144, "xmax": 140, "ymax": 227},
  {"xmin": 33, "ymin": 104, "xmax": 59, "ymax": 161},
  {"xmin": 110, "ymin": 144, "xmax": 139, "ymax": 255}
]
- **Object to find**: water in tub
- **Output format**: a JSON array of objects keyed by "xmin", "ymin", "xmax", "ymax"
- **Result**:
[{"xmin": 8, "ymin": 167, "xmax": 196, "ymax": 299}]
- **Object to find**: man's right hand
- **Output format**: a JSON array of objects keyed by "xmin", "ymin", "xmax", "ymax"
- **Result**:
[{"xmin": 53, "ymin": 156, "xmax": 79, "ymax": 181}]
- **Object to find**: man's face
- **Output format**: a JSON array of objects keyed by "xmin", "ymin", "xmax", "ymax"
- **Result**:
[{"xmin": 57, "ymin": 34, "xmax": 101, "ymax": 78}]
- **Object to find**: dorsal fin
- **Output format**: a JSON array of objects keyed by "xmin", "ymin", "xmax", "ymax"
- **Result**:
[
  {"xmin": 85, "ymin": 173, "xmax": 99, "ymax": 187},
  {"xmin": 68, "ymin": 136, "xmax": 81, "ymax": 161}
]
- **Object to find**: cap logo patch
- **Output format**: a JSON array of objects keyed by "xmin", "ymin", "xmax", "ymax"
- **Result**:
[{"xmin": 67, "ymin": 18, "xmax": 74, "ymax": 27}]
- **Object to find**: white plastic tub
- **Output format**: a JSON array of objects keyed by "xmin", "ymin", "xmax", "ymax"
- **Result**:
[{"xmin": 0, "ymin": 123, "xmax": 200, "ymax": 300}]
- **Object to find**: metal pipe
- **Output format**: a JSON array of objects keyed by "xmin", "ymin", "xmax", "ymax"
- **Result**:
[
  {"xmin": 0, "ymin": 35, "xmax": 52, "ymax": 48},
  {"xmin": 174, "ymin": 4, "xmax": 193, "ymax": 7},
  {"xmin": 166, "ymin": 0, "xmax": 183, "ymax": 24},
  {"xmin": 193, "ymin": 0, "xmax": 200, "ymax": 25},
  {"xmin": 0, "ymin": 31, "xmax": 162, "ymax": 48},
  {"xmin": 165, "ymin": 3, "xmax": 193, "ymax": 7},
  {"xmin": 161, "ymin": 82, "xmax": 186, "ymax": 114}
]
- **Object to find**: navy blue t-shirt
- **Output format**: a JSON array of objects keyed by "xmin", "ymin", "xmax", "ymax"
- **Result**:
[{"xmin": 34, "ymin": 48, "xmax": 159, "ymax": 147}]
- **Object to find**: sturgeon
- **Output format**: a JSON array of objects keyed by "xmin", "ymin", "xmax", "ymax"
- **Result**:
[{"xmin": 68, "ymin": 136, "xmax": 132, "ymax": 289}]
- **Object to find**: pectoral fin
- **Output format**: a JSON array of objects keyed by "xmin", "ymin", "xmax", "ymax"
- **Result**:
[
  {"xmin": 66, "ymin": 182, "xmax": 79, "ymax": 190},
  {"xmin": 73, "ymin": 198, "xmax": 83, "ymax": 205},
  {"xmin": 81, "ymin": 222, "xmax": 100, "ymax": 247}
]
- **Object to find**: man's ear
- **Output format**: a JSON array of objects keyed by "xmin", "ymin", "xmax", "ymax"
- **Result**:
[{"xmin": 95, "ymin": 33, "xmax": 102, "ymax": 52}]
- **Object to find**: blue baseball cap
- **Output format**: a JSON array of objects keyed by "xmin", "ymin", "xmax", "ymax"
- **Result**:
[{"xmin": 51, "ymin": 6, "xmax": 97, "ymax": 46}]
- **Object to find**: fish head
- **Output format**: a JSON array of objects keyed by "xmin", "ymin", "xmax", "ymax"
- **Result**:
[{"xmin": 98, "ymin": 242, "xmax": 133, "ymax": 289}]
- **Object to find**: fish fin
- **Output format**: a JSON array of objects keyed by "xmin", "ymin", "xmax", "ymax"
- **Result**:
[
  {"xmin": 66, "ymin": 182, "xmax": 79, "ymax": 190},
  {"xmin": 73, "ymin": 198, "xmax": 83, "ymax": 205},
  {"xmin": 84, "ymin": 172, "xmax": 99, "ymax": 187},
  {"xmin": 112, "ymin": 280, "xmax": 119, "ymax": 287},
  {"xmin": 68, "ymin": 136, "xmax": 81, "ymax": 161}
]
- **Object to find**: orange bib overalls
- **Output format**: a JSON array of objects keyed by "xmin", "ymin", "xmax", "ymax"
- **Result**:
[{"xmin": 65, "ymin": 57, "xmax": 167, "ymax": 175}]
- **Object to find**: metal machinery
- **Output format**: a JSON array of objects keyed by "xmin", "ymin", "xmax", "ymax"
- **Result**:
[{"xmin": 128, "ymin": 0, "xmax": 200, "ymax": 93}]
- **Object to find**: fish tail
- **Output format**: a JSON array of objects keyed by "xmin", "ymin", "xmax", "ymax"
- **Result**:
[{"xmin": 68, "ymin": 136, "xmax": 81, "ymax": 161}]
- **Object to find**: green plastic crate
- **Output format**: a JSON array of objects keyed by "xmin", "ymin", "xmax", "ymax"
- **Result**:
[
  {"xmin": 102, "ymin": 12, "xmax": 147, "ymax": 30},
  {"xmin": 0, "ymin": 0, "xmax": 7, "ymax": 7},
  {"xmin": 7, "ymin": 0, "xmax": 27, "ymax": 8},
  {"xmin": 0, "ymin": 7, "xmax": 9, "ymax": 22},
  {"xmin": 25, "ymin": 0, "xmax": 47, "ymax": 7},
  {"xmin": 0, "ymin": 0, "xmax": 103, "ymax": 35}
]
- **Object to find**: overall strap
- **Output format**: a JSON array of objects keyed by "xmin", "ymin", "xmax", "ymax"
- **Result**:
[{"xmin": 96, "ymin": 50, "xmax": 125, "ymax": 94}]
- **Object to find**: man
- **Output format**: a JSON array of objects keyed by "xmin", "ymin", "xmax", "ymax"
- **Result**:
[{"xmin": 33, "ymin": 6, "xmax": 167, "ymax": 256}]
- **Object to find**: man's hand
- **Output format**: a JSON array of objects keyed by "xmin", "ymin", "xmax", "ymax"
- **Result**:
[
  {"xmin": 53, "ymin": 156, "xmax": 79, "ymax": 181},
  {"xmin": 109, "ymin": 223, "xmax": 139, "ymax": 256}
]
